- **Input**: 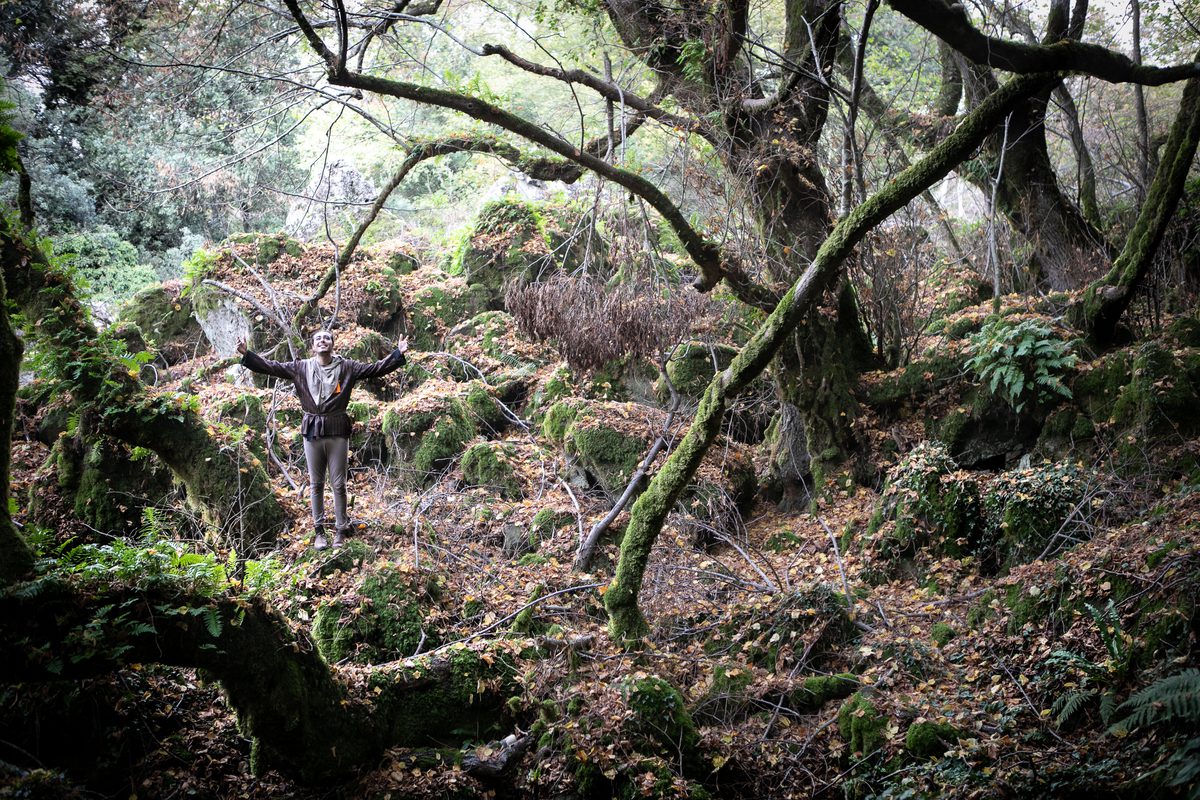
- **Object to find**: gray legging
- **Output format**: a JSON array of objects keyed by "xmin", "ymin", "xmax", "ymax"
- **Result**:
[{"xmin": 303, "ymin": 435, "xmax": 349, "ymax": 533}]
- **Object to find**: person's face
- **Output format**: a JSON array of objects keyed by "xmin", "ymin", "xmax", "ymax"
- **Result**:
[{"xmin": 311, "ymin": 331, "xmax": 334, "ymax": 354}]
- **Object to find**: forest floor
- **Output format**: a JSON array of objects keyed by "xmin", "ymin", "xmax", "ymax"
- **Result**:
[{"xmin": 5, "ymin": 236, "xmax": 1198, "ymax": 799}]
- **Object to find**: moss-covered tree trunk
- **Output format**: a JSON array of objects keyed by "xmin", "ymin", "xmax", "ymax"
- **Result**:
[
  {"xmin": 0, "ymin": 219, "xmax": 288, "ymax": 551},
  {"xmin": 1071, "ymin": 56, "xmax": 1200, "ymax": 344},
  {"xmin": 605, "ymin": 72, "xmax": 1056, "ymax": 640},
  {"xmin": 0, "ymin": 267, "xmax": 34, "ymax": 586},
  {"xmin": 0, "ymin": 579, "xmax": 513, "ymax": 783}
]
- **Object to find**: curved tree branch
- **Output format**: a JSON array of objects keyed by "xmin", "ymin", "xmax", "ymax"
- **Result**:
[{"xmin": 887, "ymin": 0, "xmax": 1200, "ymax": 85}]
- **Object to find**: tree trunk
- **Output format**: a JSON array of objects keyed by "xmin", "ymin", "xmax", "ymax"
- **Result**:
[
  {"xmin": 961, "ymin": 62, "xmax": 1109, "ymax": 290},
  {"xmin": 0, "ymin": 580, "xmax": 514, "ymax": 783},
  {"xmin": 1071, "ymin": 56, "xmax": 1200, "ymax": 344},
  {"xmin": 0, "ymin": 219, "xmax": 288, "ymax": 551},
  {"xmin": 0, "ymin": 267, "xmax": 33, "ymax": 587},
  {"xmin": 605, "ymin": 72, "xmax": 1056, "ymax": 640}
]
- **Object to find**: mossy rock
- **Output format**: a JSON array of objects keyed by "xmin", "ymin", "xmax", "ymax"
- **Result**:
[
  {"xmin": 227, "ymin": 231, "xmax": 303, "ymax": 265},
  {"xmin": 526, "ymin": 365, "xmax": 577, "ymax": 421},
  {"xmin": 932, "ymin": 385, "xmax": 1042, "ymax": 469},
  {"xmin": 341, "ymin": 330, "xmax": 401, "ymax": 401},
  {"xmin": 462, "ymin": 441, "xmax": 522, "ymax": 499},
  {"xmin": 657, "ymin": 341, "xmax": 737, "ymax": 399},
  {"xmin": 449, "ymin": 198, "xmax": 555, "ymax": 304},
  {"xmin": 443, "ymin": 310, "xmax": 542, "ymax": 383},
  {"xmin": 312, "ymin": 539, "xmax": 375, "ymax": 577},
  {"xmin": 382, "ymin": 385, "xmax": 478, "ymax": 486},
  {"xmin": 506, "ymin": 507, "xmax": 575, "ymax": 559},
  {"xmin": 357, "ymin": 265, "xmax": 404, "ymax": 330},
  {"xmin": 618, "ymin": 674, "xmax": 702, "ymax": 771},
  {"xmin": 387, "ymin": 249, "xmax": 420, "ymax": 275},
  {"xmin": 367, "ymin": 645, "xmax": 518, "ymax": 746},
  {"xmin": 34, "ymin": 435, "xmax": 174, "ymax": 539},
  {"xmin": 564, "ymin": 416, "xmax": 647, "ymax": 500},
  {"xmin": 678, "ymin": 453, "xmax": 758, "ymax": 547},
  {"xmin": 115, "ymin": 280, "xmax": 207, "ymax": 364},
  {"xmin": 864, "ymin": 350, "xmax": 962, "ymax": 409},
  {"xmin": 789, "ymin": 673, "xmax": 859, "ymax": 713},
  {"xmin": 347, "ymin": 400, "xmax": 387, "ymax": 466},
  {"xmin": 904, "ymin": 721, "xmax": 961, "ymax": 758},
  {"xmin": 216, "ymin": 393, "xmax": 267, "ymax": 432},
  {"xmin": 837, "ymin": 692, "xmax": 887, "ymax": 757},
  {"xmin": 312, "ymin": 563, "xmax": 445, "ymax": 664},
  {"xmin": 463, "ymin": 381, "xmax": 508, "ymax": 435},
  {"xmin": 1167, "ymin": 313, "xmax": 1200, "ymax": 347},
  {"xmin": 868, "ymin": 441, "xmax": 983, "ymax": 564},
  {"xmin": 704, "ymin": 585, "xmax": 856, "ymax": 671},
  {"xmin": 582, "ymin": 356, "xmax": 659, "ymax": 404},
  {"xmin": 1071, "ymin": 349, "xmax": 1133, "ymax": 418},
  {"xmin": 982, "ymin": 460, "xmax": 1086, "ymax": 570},
  {"xmin": 930, "ymin": 622, "xmax": 956, "ymax": 647},
  {"xmin": 405, "ymin": 278, "xmax": 491, "ymax": 351},
  {"xmin": 540, "ymin": 399, "xmax": 584, "ymax": 443},
  {"xmin": 1104, "ymin": 343, "xmax": 1200, "ymax": 470}
]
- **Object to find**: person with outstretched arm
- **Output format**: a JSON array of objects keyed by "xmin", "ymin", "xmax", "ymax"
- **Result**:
[{"xmin": 237, "ymin": 329, "xmax": 408, "ymax": 550}]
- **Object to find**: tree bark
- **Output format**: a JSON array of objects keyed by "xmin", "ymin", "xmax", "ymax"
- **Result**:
[
  {"xmin": 960, "ymin": 62, "xmax": 1110, "ymax": 290},
  {"xmin": 605, "ymin": 72, "xmax": 1056, "ymax": 640},
  {"xmin": 0, "ymin": 218, "xmax": 288, "ymax": 551},
  {"xmin": 1071, "ymin": 55, "xmax": 1200, "ymax": 344},
  {"xmin": 0, "ymin": 266, "xmax": 33, "ymax": 587}
]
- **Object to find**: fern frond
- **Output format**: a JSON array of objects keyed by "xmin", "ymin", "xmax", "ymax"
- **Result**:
[
  {"xmin": 1115, "ymin": 669, "xmax": 1200, "ymax": 731},
  {"xmin": 1053, "ymin": 688, "xmax": 1096, "ymax": 726}
]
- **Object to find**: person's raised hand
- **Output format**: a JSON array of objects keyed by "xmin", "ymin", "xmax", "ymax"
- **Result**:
[
  {"xmin": 236, "ymin": 339, "xmax": 247, "ymax": 355},
  {"xmin": 396, "ymin": 335, "xmax": 409, "ymax": 354}
]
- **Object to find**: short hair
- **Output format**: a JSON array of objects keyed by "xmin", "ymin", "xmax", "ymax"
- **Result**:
[{"xmin": 311, "ymin": 329, "xmax": 335, "ymax": 344}]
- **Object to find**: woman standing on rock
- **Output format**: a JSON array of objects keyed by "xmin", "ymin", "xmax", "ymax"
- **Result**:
[{"xmin": 237, "ymin": 330, "xmax": 408, "ymax": 550}]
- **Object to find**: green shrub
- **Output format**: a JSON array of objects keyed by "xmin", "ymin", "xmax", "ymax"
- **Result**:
[{"xmin": 54, "ymin": 226, "xmax": 159, "ymax": 306}]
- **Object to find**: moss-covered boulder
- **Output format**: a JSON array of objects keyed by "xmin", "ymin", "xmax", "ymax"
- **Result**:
[
  {"xmin": 982, "ymin": 460, "xmax": 1087, "ymax": 570},
  {"xmin": 382, "ymin": 381, "xmax": 478, "ymax": 486},
  {"xmin": 356, "ymin": 265, "xmax": 404, "ymax": 330},
  {"xmin": 788, "ymin": 673, "xmax": 859, "ymax": 713},
  {"xmin": 366, "ymin": 644, "xmax": 518, "ymax": 746},
  {"xmin": 311, "ymin": 563, "xmax": 446, "ymax": 664},
  {"xmin": 346, "ymin": 400, "xmax": 387, "ymax": 466},
  {"xmin": 311, "ymin": 539, "xmax": 375, "ymax": 577},
  {"xmin": 679, "ymin": 449, "xmax": 758, "ymax": 547},
  {"xmin": 226, "ymin": 232, "xmax": 303, "ymax": 265},
  {"xmin": 450, "ymin": 197, "xmax": 555, "ymax": 304},
  {"xmin": 461, "ymin": 441, "xmax": 521, "ymax": 499},
  {"xmin": 32, "ymin": 434, "xmax": 174, "ymax": 539},
  {"xmin": 115, "ymin": 280, "xmax": 207, "ymax": 364},
  {"xmin": 837, "ymin": 692, "xmax": 888, "ymax": 757},
  {"xmin": 404, "ymin": 277, "xmax": 491, "ymax": 351},
  {"xmin": 867, "ymin": 441, "xmax": 983, "ymax": 563},
  {"xmin": 904, "ymin": 721, "xmax": 961, "ymax": 758},
  {"xmin": 618, "ymin": 674, "xmax": 702, "ymax": 772},
  {"xmin": 704, "ymin": 585, "xmax": 856, "ymax": 672},
  {"xmin": 443, "ymin": 310, "xmax": 544, "ymax": 384},
  {"xmin": 657, "ymin": 341, "xmax": 737, "ymax": 399},
  {"xmin": 525, "ymin": 364, "xmax": 577, "ymax": 422}
]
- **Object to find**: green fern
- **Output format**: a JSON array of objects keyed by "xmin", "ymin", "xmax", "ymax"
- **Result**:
[
  {"xmin": 1112, "ymin": 668, "xmax": 1200, "ymax": 732},
  {"xmin": 1052, "ymin": 687, "xmax": 1097, "ymax": 726}
]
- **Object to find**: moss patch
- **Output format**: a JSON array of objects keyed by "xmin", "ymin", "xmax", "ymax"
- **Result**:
[
  {"xmin": 312, "ymin": 564, "xmax": 445, "ymax": 664},
  {"xmin": 461, "ymin": 441, "xmax": 521, "ymax": 499},
  {"xmin": 837, "ymin": 692, "xmax": 888, "ymax": 757}
]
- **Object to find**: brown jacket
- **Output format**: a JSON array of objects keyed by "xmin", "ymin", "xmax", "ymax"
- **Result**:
[{"xmin": 241, "ymin": 348, "xmax": 406, "ymax": 438}]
